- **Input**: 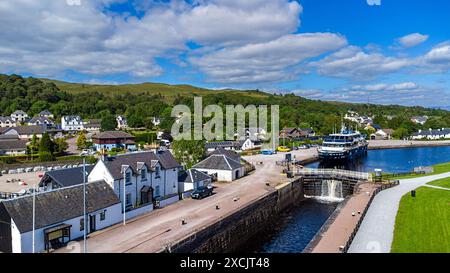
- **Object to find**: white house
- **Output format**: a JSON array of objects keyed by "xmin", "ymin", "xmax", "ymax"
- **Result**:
[
  {"xmin": 88, "ymin": 150, "xmax": 181, "ymax": 213},
  {"xmin": 411, "ymin": 128, "xmax": 450, "ymax": 140},
  {"xmin": 192, "ymin": 154, "xmax": 245, "ymax": 182},
  {"xmin": 2, "ymin": 125, "xmax": 46, "ymax": 140},
  {"xmin": 0, "ymin": 136, "xmax": 28, "ymax": 155},
  {"xmin": 61, "ymin": 116, "xmax": 84, "ymax": 132},
  {"xmin": 370, "ymin": 129, "xmax": 394, "ymax": 140},
  {"xmin": 411, "ymin": 116, "xmax": 428, "ymax": 125},
  {"xmin": 0, "ymin": 181, "xmax": 122, "ymax": 253},
  {"xmin": 0, "ymin": 117, "xmax": 17, "ymax": 128},
  {"xmin": 38, "ymin": 110, "xmax": 54, "ymax": 119},
  {"xmin": 116, "ymin": 115, "xmax": 128, "ymax": 130},
  {"xmin": 178, "ymin": 169, "xmax": 212, "ymax": 195},
  {"xmin": 10, "ymin": 110, "xmax": 28, "ymax": 123},
  {"xmin": 83, "ymin": 119, "xmax": 101, "ymax": 132},
  {"xmin": 27, "ymin": 116, "xmax": 54, "ymax": 127}
]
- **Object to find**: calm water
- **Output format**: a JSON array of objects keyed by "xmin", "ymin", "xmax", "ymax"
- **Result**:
[
  {"xmin": 239, "ymin": 199, "xmax": 338, "ymax": 253},
  {"xmin": 239, "ymin": 146, "xmax": 450, "ymax": 253},
  {"xmin": 307, "ymin": 146, "xmax": 450, "ymax": 173}
]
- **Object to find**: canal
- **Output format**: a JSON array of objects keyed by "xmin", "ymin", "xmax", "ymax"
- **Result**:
[{"xmin": 239, "ymin": 146, "xmax": 450, "ymax": 253}]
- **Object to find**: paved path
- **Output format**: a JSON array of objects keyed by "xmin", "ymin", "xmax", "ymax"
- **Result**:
[
  {"xmin": 424, "ymin": 184, "xmax": 450, "ymax": 191},
  {"xmin": 57, "ymin": 149, "xmax": 317, "ymax": 253},
  {"xmin": 348, "ymin": 172, "xmax": 450, "ymax": 253}
]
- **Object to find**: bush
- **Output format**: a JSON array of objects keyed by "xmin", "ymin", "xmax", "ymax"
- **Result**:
[
  {"xmin": 0, "ymin": 156, "xmax": 17, "ymax": 164},
  {"xmin": 39, "ymin": 151, "xmax": 54, "ymax": 162},
  {"xmin": 134, "ymin": 132, "xmax": 157, "ymax": 144}
]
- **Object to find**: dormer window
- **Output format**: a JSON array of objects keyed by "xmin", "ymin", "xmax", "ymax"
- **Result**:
[{"xmin": 155, "ymin": 166, "xmax": 160, "ymax": 178}]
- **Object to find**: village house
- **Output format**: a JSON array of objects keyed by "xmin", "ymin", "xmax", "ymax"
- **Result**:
[
  {"xmin": 38, "ymin": 110, "xmax": 54, "ymax": 119},
  {"xmin": 0, "ymin": 136, "xmax": 28, "ymax": 155},
  {"xmin": 88, "ymin": 151, "xmax": 181, "ymax": 215},
  {"xmin": 178, "ymin": 169, "xmax": 212, "ymax": 196},
  {"xmin": 61, "ymin": 115, "xmax": 84, "ymax": 132},
  {"xmin": 192, "ymin": 154, "xmax": 245, "ymax": 182},
  {"xmin": 0, "ymin": 117, "xmax": 17, "ymax": 128},
  {"xmin": 205, "ymin": 139, "xmax": 260, "ymax": 152},
  {"xmin": 0, "ymin": 181, "xmax": 122, "ymax": 253},
  {"xmin": 370, "ymin": 129, "xmax": 395, "ymax": 140},
  {"xmin": 92, "ymin": 131, "xmax": 136, "ymax": 151},
  {"xmin": 116, "ymin": 115, "xmax": 128, "ymax": 130},
  {"xmin": 411, "ymin": 128, "xmax": 450, "ymax": 140},
  {"xmin": 1, "ymin": 125, "xmax": 46, "ymax": 140},
  {"xmin": 410, "ymin": 116, "xmax": 428, "ymax": 125},
  {"xmin": 208, "ymin": 147, "xmax": 241, "ymax": 162},
  {"xmin": 10, "ymin": 110, "xmax": 29, "ymax": 123},
  {"xmin": 280, "ymin": 127, "xmax": 316, "ymax": 140},
  {"xmin": 84, "ymin": 119, "xmax": 102, "ymax": 132},
  {"xmin": 27, "ymin": 116, "xmax": 54, "ymax": 128},
  {"xmin": 39, "ymin": 166, "xmax": 94, "ymax": 191}
]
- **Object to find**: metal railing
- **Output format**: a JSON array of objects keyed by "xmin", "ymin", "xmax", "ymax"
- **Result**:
[{"xmin": 296, "ymin": 168, "xmax": 372, "ymax": 181}]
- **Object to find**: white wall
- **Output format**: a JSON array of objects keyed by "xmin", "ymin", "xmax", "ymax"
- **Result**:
[{"xmin": 13, "ymin": 203, "xmax": 122, "ymax": 253}]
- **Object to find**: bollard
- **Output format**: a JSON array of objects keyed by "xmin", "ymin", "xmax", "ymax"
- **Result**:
[
  {"xmin": 216, "ymin": 205, "xmax": 220, "ymax": 210},
  {"xmin": 181, "ymin": 219, "xmax": 187, "ymax": 225}
]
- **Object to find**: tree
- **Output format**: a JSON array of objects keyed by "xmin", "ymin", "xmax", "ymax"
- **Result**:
[
  {"xmin": 101, "ymin": 113, "xmax": 117, "ymax": 131},
  {"xmin": 54, "ymin": 138, "xmax": 68, "ymax": 154},
  {"xmin": 76, "ymin": 132, "xmax": 87, "ymax": 150},
  {"xmin": 30, "ymin": 134, "xmax": 39, "ymax": 152},
  {"xmin": 393, "ymin": 128, "xmax": 409, "ymax": 140},
  {"xmin": 39, "ymin": 132, "xmax": 53, "ymax": 153},
  {"xmin": 172, "ymin": 140, "xmax": 205, "ymax": 168}
]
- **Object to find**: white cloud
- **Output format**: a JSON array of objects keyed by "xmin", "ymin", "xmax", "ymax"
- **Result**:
[
  {"xmin": 190, "ymin": 33, "xmax": 347, "ymax": 84},
  {"xmin": 310, "ymin": 46, "xmax": 413, "ymax": 80},
  {"xmin": 397, "ymin": 33, "xmax": 429, "ymax": 48}
]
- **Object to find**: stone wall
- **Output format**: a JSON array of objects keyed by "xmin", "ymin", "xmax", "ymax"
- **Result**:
[{"xmin": 165, "ymin": 178, "xmax": 305, "ymax": 253}]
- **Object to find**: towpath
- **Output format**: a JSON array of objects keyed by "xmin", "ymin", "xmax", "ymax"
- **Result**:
[{"xmin": 348, "ymin": 171, "xmax": 450, "ymax": 253}]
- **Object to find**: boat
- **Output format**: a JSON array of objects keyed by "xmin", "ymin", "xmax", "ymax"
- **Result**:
[{"xmin": 318, "ymin": 126, "xmax": 368, "ymax": 162}]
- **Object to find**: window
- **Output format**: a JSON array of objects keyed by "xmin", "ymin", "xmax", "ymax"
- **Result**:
[
  {"xmin": 155, "ymin": 166, "xmax": 160, "ymax": 178},
  {"xmin": 126, "ymin": 193, "xmax": 132, "ymax": 206},
  {"xmin": 80, "ymin": 218, "xmax": 84, "ymax": 231},
  {"xmin": 100, "ymin": 211, "xmax": 106, "ymax": 221},
  {"xmin": 125, "ymin": 172, "xmax": 132, "ymax": 185},
  {"xmin": 141, "ymin": 169, "xmax": 146, "ymax": 180},
  {"xmin": 155, "ymin": 186, "xmax": 160, "ymax": 197}
]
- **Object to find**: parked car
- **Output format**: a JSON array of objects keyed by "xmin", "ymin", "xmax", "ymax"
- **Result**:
[
  {"xmin": 261, "ymin": 149, "xmax": 274, "ymax": 155},
  {"xmin": 80, "ymin": 149, "xmax": 95, "ymax": 156},
  {"xmin": 191, "ymin": 186, "xmax": 214, "ymax": 199},
  {"xmin": 277, "ymin": 146, "xmax": 291, "ymax": 152}
]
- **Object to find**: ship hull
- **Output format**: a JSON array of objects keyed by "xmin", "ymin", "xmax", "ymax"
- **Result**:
[{"xmin": 318, "ymin": 144, "xmax": 368, "ymax": 162}]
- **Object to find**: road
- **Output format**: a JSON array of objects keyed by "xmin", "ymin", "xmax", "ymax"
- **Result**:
[
  {"xmin": 368, "ymin": 139, "xmax": 450, "ymax": 149},
  {"xmin": 348, "ymin": 171, "xmax": 450, "ymax": 253},
  {"xmin": 58, "ymin": 149, "xmax": 318, "ymax": 253}
]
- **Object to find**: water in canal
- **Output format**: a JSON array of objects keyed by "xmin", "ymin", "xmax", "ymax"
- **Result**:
[
  {"xmin": 240, "ymin": 146, "xmax": 450, "ymax": 253},
  {"xmin": 307, "ymin": 146, "xmax": 450, "ymax": 173}
]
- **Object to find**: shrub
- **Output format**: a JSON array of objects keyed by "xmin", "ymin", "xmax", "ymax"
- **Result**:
[{"xmin": 39, "ymin": 151, "xmax": 54, "ymax": 162}]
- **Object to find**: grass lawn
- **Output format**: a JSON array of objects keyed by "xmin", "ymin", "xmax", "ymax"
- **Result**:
[
  {"xmin": 428, "ymin": 177, "xmax": 450, "ymax": 189},
  {"xmin": 385, "ymin": 161, "xmax": 450, "ymax": 180},
  {"xmin": 391, "ymin": 186, "xmax": 450, "ymax": 253}
]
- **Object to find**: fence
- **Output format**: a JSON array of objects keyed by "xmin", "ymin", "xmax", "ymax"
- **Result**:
[
  {"xmin": 296, "ymin": 168, "xmax": 372, "ymax": 181},
  {"xmin": 341, "ymin": 180, "xmax": 400, "ymax": 253}
]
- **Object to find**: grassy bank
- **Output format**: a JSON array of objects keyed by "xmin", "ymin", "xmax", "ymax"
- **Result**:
[
  {"xmin": 384, "ymin": 161, "xmax": 450, "ymax": 180},
  {"xmin": 391, "ymin": 186, "xmax": 450, "ymax": 253},
  {"xmin": 428, "ymin": 177, "xmax": 450, "ymax": 189}
]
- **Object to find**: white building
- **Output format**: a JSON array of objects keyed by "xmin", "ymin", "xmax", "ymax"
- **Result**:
[
  {"xmin": 411, "ymin": 116, "xmax": 428, "ymax": 125},
  {"xmin": 0, "ymin": 181, "xmax": 122, "ymax": 253},
  {"xmin": 370, "ymin": 129, "xmax": 394, "ymax": 140},
  {"xmin": 178, "ymin": 169, "xmax": 212, "ymax": 195},
  {"xmin": 2, "ymin": 125, "xmax": 46, "ymax": 140},
  {"xmin": 28, "ymin": 116, "xmax": 54, "ymax": 127},
  {"xmin": 10, "ymin": 110, "xmax": 28, "ymax": 123},
  {"xmin": 88, "ymin": 151, "xmax": 181, "ymax": 213},
  {"xmin": 38, "ymin": 110, "xmax": 54, "ymax": 119},
  {"xmin": 0, "ymin": 136, "xmax": 28, "ymax": 155},
  {"xmin": 192, "ymin": 154, "xmax": 245, "ymax": 182},
  {"xmin": 61, "ymin": 116, "xmax": 84, "ymax": 132},
  {"xmin": 116, "ymin": 115, "xmax": 128, "ymax": 130},
  {"xmin": 0, "ymin": 117, "xmax": 17, "ymax": 128},
  {"xmin": 411, "ymin": 128, "xmax": 450, "ymax": 140},
  {"xmin": 151, "ymin": 117, "xmax": 161, "ymax": 127}
]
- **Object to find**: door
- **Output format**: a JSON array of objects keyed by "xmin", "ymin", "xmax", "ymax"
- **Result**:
[{"xmin": 89, "ymin": 215, "xmax": 96, "ymax": 233}]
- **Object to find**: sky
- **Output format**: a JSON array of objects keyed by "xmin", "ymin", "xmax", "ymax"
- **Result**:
[{"xmin": 1, "ymin": 0, "xmax": 450, "ymax": 107}]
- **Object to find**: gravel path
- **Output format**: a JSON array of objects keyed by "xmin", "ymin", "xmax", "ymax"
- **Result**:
[{"xmin": 348, "ymin": 172, "xmax": 450, "ymax": 253}]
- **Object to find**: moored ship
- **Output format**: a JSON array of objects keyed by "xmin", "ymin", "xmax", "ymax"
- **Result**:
[{"xmin": 318, "ymin": 127, "xmax": 368, "ymax": 162}]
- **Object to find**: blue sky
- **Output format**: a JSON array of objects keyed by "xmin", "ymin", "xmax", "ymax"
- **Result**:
[{"xmin": 1, "ymin": 0, "xmax": 450, "ymax": 107}]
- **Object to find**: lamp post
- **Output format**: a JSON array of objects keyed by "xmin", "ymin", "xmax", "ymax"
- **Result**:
[{"xmin": 82, "ymin": 156, "xmax": 87, "ymax": 253}]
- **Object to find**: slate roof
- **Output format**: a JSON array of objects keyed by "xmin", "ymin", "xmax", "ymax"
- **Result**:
[
  {"xmin": 412, "ymin": 128, "xmax": 450, "ymax": 137},
  {"xmin": 85, "ymin": 119, "xmax": 102, "ymax": 128},
  {"xmin": 179, "ymin": 169, "xmax": 211, "ymax": 183},
  {"xmin": 92, "ymin": 131, "xmax": 134, "ymax": 140},
  {"xmin": 11, "ymin": 110, "xmax": 27, "ymax": 116},
  {"xmin": 1, "ymin": 181, "xmax": 120, "ymax": 233},
  {"xmin": 0, "ymin": 139, "xmax": 28, "ymax": 150},
  {"xmin": 62, "ymin": 115, "xmax": 83, "ymax": 123},
  {"xmin": 208, "ymin": 147, "xmax": 241, "ymax": 162},
  {"xmin": 205, "ymin": 141, "xmax": 241, "ymax": 149},
  {"xmin": 28, "ymin": 116, "xmax": 53, "ymax": 124},
  {"xmin": 39, "ymin": 166, "xmax": 94, "ymax": 188},
  {"xmin": 39, "ymin": 110, "xmax": 53, "ymax": 116},
  {"xmin": 2, "ymin": 125, "xmax": 47, "ymax": 135},
  {"xmin": 193, "ymin": 154, "xmax": 243, "ymax": 171},
  {"xmin": 102, "ymin": 151, "xmax": 180, "ymax": 180}
]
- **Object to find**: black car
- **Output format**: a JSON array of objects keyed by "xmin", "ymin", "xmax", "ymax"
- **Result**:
[{"xmin": 191, "ymin": 186, "xmax": 213, "ymax": 199}]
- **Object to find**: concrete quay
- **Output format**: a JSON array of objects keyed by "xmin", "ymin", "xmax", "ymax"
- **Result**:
[{"xmin": 56, "ymin": 149, "xmax": 318, "ymax": 253}]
